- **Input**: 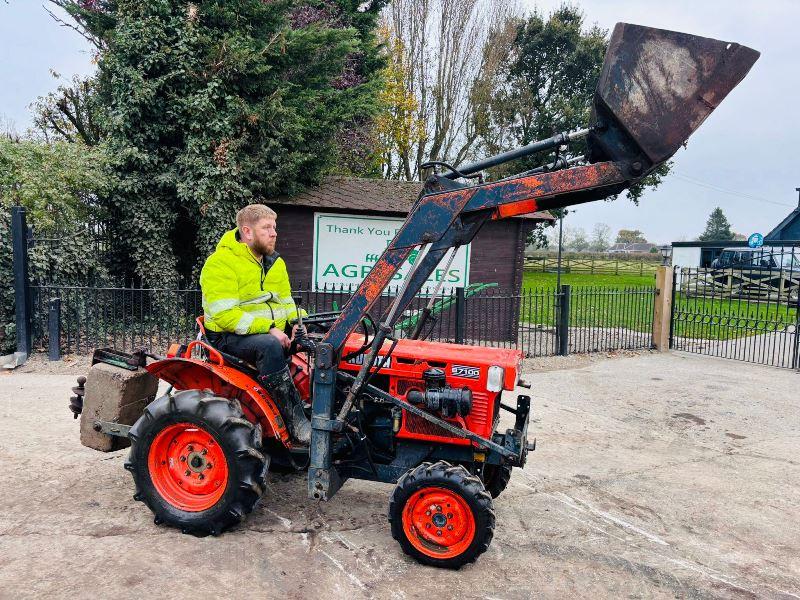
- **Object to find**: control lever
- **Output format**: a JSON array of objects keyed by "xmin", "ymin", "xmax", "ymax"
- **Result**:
[{"xmin": 290, "ymin": 296, "xmax": 316, "ymax": 354}]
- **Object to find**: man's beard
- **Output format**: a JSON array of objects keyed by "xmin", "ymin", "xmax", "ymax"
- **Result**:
[{"xmin": 253, "ymin": 240, "xmax": 274, "ymax": 256}]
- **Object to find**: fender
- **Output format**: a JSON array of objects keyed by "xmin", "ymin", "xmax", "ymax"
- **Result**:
[{"xmin": 146, "ymin": 356, "xmax": 292, "ymax": 447}]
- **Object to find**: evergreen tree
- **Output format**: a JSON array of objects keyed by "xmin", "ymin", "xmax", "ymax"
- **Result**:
[
  {"xmin": 698, "ymin": 207, "xmax": 734, "ymax": 241},
  {"xmin": 53, "ymin": 0, "xmax": 385, "ymax": 286}
]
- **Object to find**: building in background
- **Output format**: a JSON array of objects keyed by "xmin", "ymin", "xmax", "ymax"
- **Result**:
[{"xmin": 270, "ymin": 177, "xmax": 553, "ymax": 293}]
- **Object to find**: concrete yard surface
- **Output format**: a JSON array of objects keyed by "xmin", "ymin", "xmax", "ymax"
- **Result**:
[{"xmin": 0, "ymin": 351, "xmax": 798, "ymax": 599}]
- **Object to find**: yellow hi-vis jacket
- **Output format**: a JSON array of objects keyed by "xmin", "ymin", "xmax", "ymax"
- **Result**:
[{"xmin": 199, "ymin": 228, "xmax": 304, "ymax": 334}]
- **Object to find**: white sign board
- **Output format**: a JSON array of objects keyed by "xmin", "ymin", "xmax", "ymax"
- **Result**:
[{"xmin": 312, "ymin": 213, "xmax": 470, "ymax": 292}]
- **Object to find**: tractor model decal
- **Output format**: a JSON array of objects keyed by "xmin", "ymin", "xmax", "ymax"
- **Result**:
[{"xmin": 451, "ymin": 365, "xmax": 480, "ymax": 379}]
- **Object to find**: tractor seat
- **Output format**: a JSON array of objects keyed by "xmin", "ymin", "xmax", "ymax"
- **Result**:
[{"xmin": 195, "ymin": 317, "xmax": 261, "ymax": 379}]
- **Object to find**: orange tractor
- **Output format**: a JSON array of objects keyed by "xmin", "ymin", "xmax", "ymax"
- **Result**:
[{"xmin": 71, "ymin": 24, "xmax": 757, "ymax": 568}]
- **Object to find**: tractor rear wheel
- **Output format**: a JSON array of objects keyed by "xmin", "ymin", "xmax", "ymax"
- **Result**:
[
  {"xmin": 481, "ymin": 463, "xmax": 512, "ymax": 499},
  {"xmin": 125, "ymin": 389, "xmax": 268, "ymax": 535},
  {"xmin": 389, "ymin": 461, "xmax": 495, "ymax": 569}
]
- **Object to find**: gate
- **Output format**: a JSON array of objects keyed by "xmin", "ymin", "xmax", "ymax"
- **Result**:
[{"xmin": 670, "ymin": 255, "xmax": 800, "ymax": 370}]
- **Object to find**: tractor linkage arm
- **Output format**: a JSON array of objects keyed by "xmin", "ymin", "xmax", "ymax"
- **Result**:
[{"xmin": 306, "ymin": 23, "xmax": 759, "ymax": 501}]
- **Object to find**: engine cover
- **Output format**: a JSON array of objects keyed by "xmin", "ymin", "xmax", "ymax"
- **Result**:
[{"xmin": 339, "ymin": 335, "xmax": 523, "ymax": 445}]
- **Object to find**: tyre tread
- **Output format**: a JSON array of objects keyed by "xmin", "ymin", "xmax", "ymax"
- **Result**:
[
  {"xmin": 126, "ymin": 389, "xmax": 268, "ymax": 536},
  {"xmin": 389, "ymin": 460, "xmax": 495, "ymax": 569}
]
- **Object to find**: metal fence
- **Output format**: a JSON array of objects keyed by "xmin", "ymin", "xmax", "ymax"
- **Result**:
[
  {"xmin": 567, "ymin": 286, "xmax": 657, "ymax": 354},
  {"xmin": 11, "ymin": 202, "xmax": 657, "ymax": 359},
  {"xmin": 671, "ymin": 264, "xmax": 800, "ymax": 369},
  {"xmin": 29, "ymin": 283, "xmax": 657, "ymax": 358},
  {"xmin": 30, "ymin": 286, "xmax": 203, "ymax": 357}
]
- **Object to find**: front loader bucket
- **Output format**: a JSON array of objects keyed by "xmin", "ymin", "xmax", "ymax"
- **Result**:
[{"xmin": 589, "ymin": 23, "xmax": 759, "ymax": 169}]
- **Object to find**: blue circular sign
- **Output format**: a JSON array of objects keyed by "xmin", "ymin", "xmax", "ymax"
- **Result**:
[{"xmin": 748, "ymin": 233, "xmax": 763, "ymax": 248}]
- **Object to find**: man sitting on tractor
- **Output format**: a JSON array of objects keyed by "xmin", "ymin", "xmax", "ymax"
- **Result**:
[{"xmin": 199, "ymin": 204, "xmax": 311, "ymax": 444}]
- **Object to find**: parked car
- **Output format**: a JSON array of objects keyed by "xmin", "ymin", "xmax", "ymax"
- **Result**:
[{"xmin": 710, "ymin": 247, "xmax": 799, "ymax": 270}]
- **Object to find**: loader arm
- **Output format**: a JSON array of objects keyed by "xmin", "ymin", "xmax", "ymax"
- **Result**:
[
  {"xmin": 308, "ymin": 22, "xmax": 759, "ymax": 501},
  {"xmin": 321, "ymin": 161, "xmax": 626, "ymax": 351}
]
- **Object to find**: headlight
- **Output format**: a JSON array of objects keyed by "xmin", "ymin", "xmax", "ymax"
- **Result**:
[{"xmin": 486, "ymin": 365, "xmax": 504, "ymax": 392}]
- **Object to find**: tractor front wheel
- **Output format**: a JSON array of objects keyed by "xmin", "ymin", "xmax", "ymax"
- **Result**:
[
  {"xmin": 389, "ymin": 461, "xmax": 495, "ymax": 569},
  {"xmin": 125, "ymin": 389, "xmax": 268, "ymax": 535},
  {"xmin": 481, "ymin": 463, "xmax": 512, "ymax": 499}
]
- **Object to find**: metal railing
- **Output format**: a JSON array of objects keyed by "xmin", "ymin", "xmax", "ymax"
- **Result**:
[
  {"xmin": 30, "ymin": 286, "xmax": 203, "ymax": 356},
  {"xmin": 10, "ymin": 204, "xmax": 657, "ymax": 362},
  {"xmin": 29, "ymin": 282, "xmax": 657, "ymax": 359},
  {"xmin": 671, "ymin": 265, "xmax": 800, "ymax": 369},
  {"xmin": 567, "ymin": 285, "xmax": 657, "ymax": 354}
]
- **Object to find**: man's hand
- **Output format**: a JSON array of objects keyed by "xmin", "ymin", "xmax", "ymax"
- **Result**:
[{"xmin": 269, "ymin": 326, "xmax": 291, "ymax": 350}]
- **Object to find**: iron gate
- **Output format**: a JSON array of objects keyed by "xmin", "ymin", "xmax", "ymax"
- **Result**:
[{"xmin": 670, "ymin": 257, "xmax": 800, "ymax": 370}]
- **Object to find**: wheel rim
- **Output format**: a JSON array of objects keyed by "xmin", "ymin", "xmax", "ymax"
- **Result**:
[
  {"xmin": 402, "ymin": 486, "xmax": 476, "ymax": 559},
  {"xmin": 148, "ymin": 422, "xmax": 229, "ymax": 512}
]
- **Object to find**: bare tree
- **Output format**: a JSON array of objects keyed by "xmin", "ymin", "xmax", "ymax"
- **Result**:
[
  {"xmin": 0, "ymin": 114, "xmax": 20, "ymax": 141},
  {"xmin": 381, "ymin": 0, "xmax": 519, "ymax": 180},
  {"xmin": 569, "ymin": 227, "xmax": 589, "ymax": 252},
  {"xmin": 590, "ymin": 222, "xmax": 611, "ymax": 252},
  {"xmin": 30, "ymin": 72, "xmax": 101, "ymax": 145}
]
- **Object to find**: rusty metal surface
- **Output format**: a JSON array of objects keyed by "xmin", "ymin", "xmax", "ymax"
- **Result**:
[
  {"xmin": 594, "ymin": 23, "xmax": 759, "ymax": 164},
  {"xmin": 322, "ymin": 247, "xmax": 412, "ymax": 350},
  {"xmin": 465, "ymin": 162, "xmax": 625, "ymax": 215}
]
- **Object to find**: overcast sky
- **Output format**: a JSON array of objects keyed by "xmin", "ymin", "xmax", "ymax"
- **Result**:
[
  {"xmin": 1, "ymin": 1, "xmax": 797, "ymax": 244},
  {"xmin": 527, "ymin": 0, "xmax": 800, "ymax": 244}
]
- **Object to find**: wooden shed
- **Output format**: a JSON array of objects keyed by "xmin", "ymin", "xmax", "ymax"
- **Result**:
[{"xmin": 269, "ymin": 176, "xmax": 553, "ymax": 294}]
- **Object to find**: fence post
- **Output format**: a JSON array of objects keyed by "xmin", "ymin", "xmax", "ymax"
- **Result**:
[
  {"xmin": 669, "ymin": 267, "xmax": 678, "ymax": 350},
  {"xmin": 557, "ymin": 284, "xmax": 571, "ymax": 356},
  {"xmin": 48, "ymin": 298, "xmax": 61, "ymax": 361},
  {"xmin": 11, "ymin": 206, "xmax": 32, "ymax": 359},
  {"xmin": 652, "ymin": 266, "xmax": 674, "ymax": 351},
  {"xmin": 455, "ymin": 286, "xmax": 465, "ymax": 344},
  {"xmin": 792, "ymin": 288, "xmax": 800, "ymax": 371}
]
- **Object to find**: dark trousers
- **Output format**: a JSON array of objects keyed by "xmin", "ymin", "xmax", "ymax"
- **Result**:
[{"xmin": 206, "ymin": 331, "xmax": 286, "ymax": 377}]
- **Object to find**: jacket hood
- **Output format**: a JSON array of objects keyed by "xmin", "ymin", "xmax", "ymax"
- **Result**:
[
  {"xmin": 216, "ymin": 228, "xmax": 280, "ymax": 267},
  {"xmin": 217, "ymin": 228, "xmax": 252, "ymax": 259}
]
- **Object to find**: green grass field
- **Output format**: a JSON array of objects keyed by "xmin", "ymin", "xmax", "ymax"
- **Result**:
[
  {"xmin": 519, "ymin": 270, "xmax": 656, "ymax": 333},
  {"xmin": 522, "ymin": 271, "xmax": 655, "ymax": 289},
  {"xmin": 519, "ymin": 269, "xmax": 797, "ymax": 339}
]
